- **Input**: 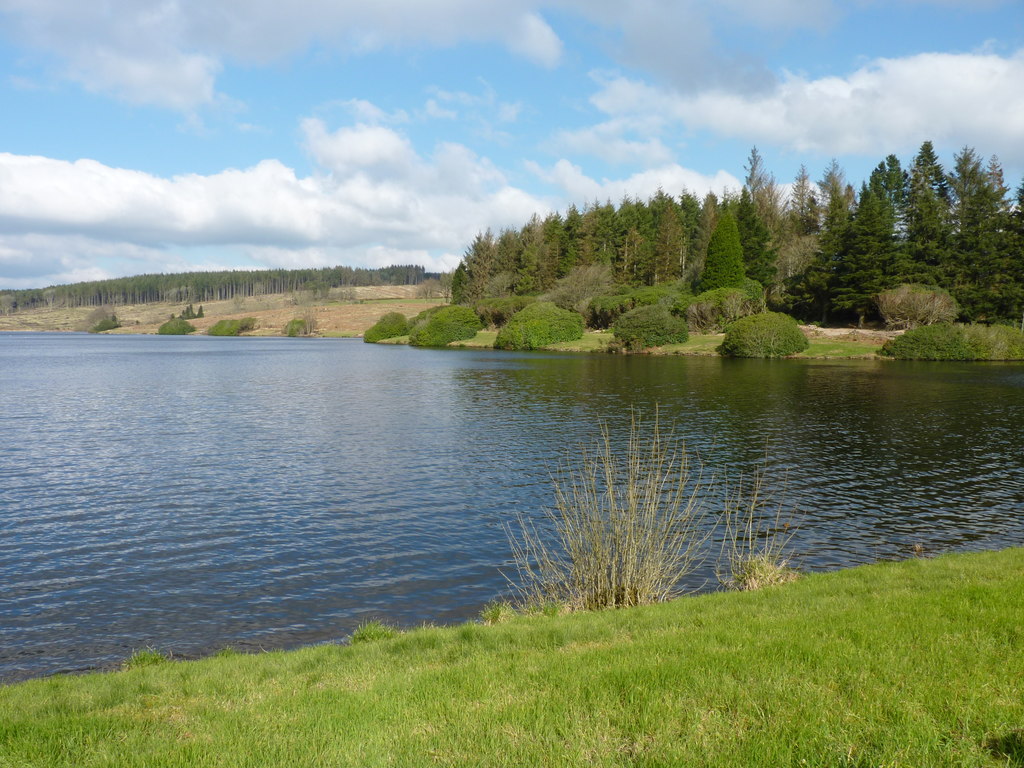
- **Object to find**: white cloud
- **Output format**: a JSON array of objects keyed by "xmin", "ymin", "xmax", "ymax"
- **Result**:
[
  {"xmin": 527, "ymin": 158, "xmax": 740, "ymax": 203},
  {"xmin": 589, "ymin": 50, "xmax": 1024, "ymax": 165},
  {"xmin": 505, "ymin": 12, "xmax": 563, "ymax": 68},
  {"xmin": 550, "ymin": 118, "xmax": 673, "ymax": 167},
  {"xmin": 0, "ymin": 0, "xmax": 569, "ymax": 109},
  {"xmin": 0, "ymin": 113, "xmax": 551, "ymax": 285}
]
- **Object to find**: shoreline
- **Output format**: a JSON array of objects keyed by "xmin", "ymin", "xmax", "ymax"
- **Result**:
[{"xmin": 1, "ymin": 546, "xmax": 1021, "ymax": 765}]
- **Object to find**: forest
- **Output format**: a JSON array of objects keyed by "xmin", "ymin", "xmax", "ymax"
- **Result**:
[
  {"xmin": 0, "ymin": 264, "xmax": 433, "ymax": 313},
  {"xmin": 452, "ymin": 142, "xmax": 1024, "ymax": 326}
]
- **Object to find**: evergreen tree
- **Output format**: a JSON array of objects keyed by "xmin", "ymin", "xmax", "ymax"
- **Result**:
[
  {"xmin": 462, "ymin": 230, "xmax": 497, "ymax": 302},
  {"xmin": 736, "ymin": 187, "xmax": 776, "ymax": 286},
  {"xmin": 696, "ymin": 192, "xmax": 720, "ymax": 278},
  {"xmin": 947, "ymin": 149, "xmax": 1013, "ymax": 319},
  {"xmin": 904, "ymin": 140, "xmax": 952, "ymax": 285},
  {"xmin": 700, "ymin": 212, "xmax": 745, "ymax": 291},
  {"xmin": 651, "ymin": 190, "xmax": 685, "ymax": 284},
  {"xmin": 832, "ymin": 182, "xmax": 900, "ymax": 326},
  {"xmin": 786, "ymin": 160, "xmax": 850, "ymax": 322}
]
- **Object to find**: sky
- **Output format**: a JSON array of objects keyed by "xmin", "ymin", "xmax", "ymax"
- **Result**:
[{"xmin": 1, "ymin": 1, "xmax": 1022, "ymax": 290}]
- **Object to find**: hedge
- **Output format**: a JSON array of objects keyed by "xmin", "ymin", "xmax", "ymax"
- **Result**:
[
  {"xmin": 612, "ymin": 304, "xmax": 689, "ymax": 349},
  {"xmin": 363, "ymin": 312, "xmax": 410, "ymax": 343},
  {"xmin": 717, "ymin": 312, "xmax": 808, "ymax": 358},
  {"xmin": 408, "ymin": 305, "xmax": 482, "ymax": 347},
  {"xmin": 494, "ymin": 301, "xmax": 584, "ymax": 350}
]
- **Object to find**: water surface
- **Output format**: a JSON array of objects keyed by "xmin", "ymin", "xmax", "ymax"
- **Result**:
[{"xmin": 2, "ymin": 333, "xmax": 1023, "ymax": 682}]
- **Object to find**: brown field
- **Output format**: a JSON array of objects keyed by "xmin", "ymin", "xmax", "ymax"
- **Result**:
[{"xmin": 0, "ymin": 285, "xmax": 444, "ymax": 337}]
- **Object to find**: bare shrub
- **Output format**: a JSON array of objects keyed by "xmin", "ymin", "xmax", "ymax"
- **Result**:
[
  {"xmin": 876, "ymin": 284, "xmax": 958, "ymax": 330},
  {"xmin": 417, "ymin": 278, "xmax": 443, "ymax": 299},
  {"xmin": 717, "ymin": 465, "xmax": 799, "ymax": 591},
  {"xmin": 541, "ymin": 264, "xmax": 614, "ymax": 314},
  {"xmin": 303, "ymin": 308, "xmax": 318, "ymax": 335},
  {"xmin": 507, "ymin": 412, "xmax": 709, "ymax": 611}
]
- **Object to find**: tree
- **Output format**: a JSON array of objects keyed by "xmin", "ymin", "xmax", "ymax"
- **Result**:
[
  {"xmin": 700, "ymin": 212, "xmax": 746, "ymax": 291},
  {"xmin": 736, "ymin": 187, "xmax": 776, "ymax": 286},
  {"xmin": 832, "ymin": 182, "xmax": 900, "ymax": 326},
  {"xmin": 904, "ymin": 140, "xmax": 952, "ymax": 285},
  {"xmin": 785, "ymin": 160, "xmax": 850, "ymax": 322},
  {"xmin": 946, "ymin": 148, "xmax": 1014, "ymax": 320}
]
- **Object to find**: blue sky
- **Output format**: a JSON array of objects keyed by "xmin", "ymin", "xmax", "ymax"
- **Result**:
[{"xmin": 1, "ymin": 0, "xmax": 1022, "ymax": 289}]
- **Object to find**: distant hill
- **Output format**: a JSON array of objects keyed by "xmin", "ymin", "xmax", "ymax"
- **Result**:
[{"xmin": 0, "ymin": 264, "xmax": 440, "ymax": 314}]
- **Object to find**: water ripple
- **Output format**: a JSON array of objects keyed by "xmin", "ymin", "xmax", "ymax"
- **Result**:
[{"xmin": 2, "ymin": 335, "xmax": 1023, "ymax": 682}]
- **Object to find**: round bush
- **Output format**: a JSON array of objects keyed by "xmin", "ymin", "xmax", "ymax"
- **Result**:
[
  {"xmin": 363, "ymin": 312, "xmax": 409, "ymax": 343},
  {"xmin": 717, "ymin": 312, "xmax": 808, "ymax": 358},
  {"xmin": 473, "ymin": 296, "xmax": 536, "ymax": 328},
  {"xmin": 964, "ymin": 324, "xmax": 1024, "ymax": 360},
  {"xmin": 208, "ymin": 317, "xmax": 257, "ymax": 336},
  {"xmin": 157, "ymin": 317, "xmax": 196, "ymax": 335},
  {"xmin": 685, "ymin": 281, "xmax": 764, "ymax": 333},
  {"xmin": 408, "ymin": 305, "xmax": 482, "ymax": 347},
  {"xmin": 876, "ymin": 284, "xmax": 959, "ymax": 330},
  {"xmin": 612, "ymin": 304, "xmax": 689, "ymax": 349},
  {"xmin": 494, "ymin": 301, "xmax": 584, "ymax": 350},
  {"xmin": 880, "ymin": 324, "xmax": 975, "ymax": 360},
  {"xmin": 881, "ymin": 323, "xmax": 1024, "ymax": 360}
]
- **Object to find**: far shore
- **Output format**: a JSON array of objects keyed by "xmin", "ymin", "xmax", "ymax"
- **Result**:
[{"xmin": 1, "ymin": 286, "xmax": 898, "ymax": 359}]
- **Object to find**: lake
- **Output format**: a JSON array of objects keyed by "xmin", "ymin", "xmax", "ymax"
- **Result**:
[{"xmin": 2, "ymin": 332, "xmax": 1023, "ymax": 682}]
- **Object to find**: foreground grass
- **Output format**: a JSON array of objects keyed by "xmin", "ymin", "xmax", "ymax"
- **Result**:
[{"xmin": 2, "ymin": 549, "xmax": 1022, "ymax": 767}]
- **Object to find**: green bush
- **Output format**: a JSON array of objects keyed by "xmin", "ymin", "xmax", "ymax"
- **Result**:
[
  {"xmin": 89, "ymin": 315, "xmax": 121, "ymax": 333},
  {"xmin": 965, "ymin": 324, "xmax": 1024, "ymax": 360},
  {"xmin": 363, "ymin": 312, "xmax": 410, "ymax": 343},
  {"xmin": 881, "ymin": 324, "xmax": 976, "ymax": 360},
  {"xmin": 494, "ymin": 301, "xmax": 584, "ymax": 350},
  {"xmin": 686, "ymin": 280, "xmax": 764, "ymax": 333},
  {"xmin": 882, "ymin": 323, "xmax": 1024, "ymax": 360},
  {"xmin": 717, "ymin": 312, "xmax": 809, "ymax": 358},
  {"xmin": 473, "ymin": 296, "xmax": 536, "ymax": 328},
  {"xmin": 208, "ymin": 317, "xmax": 257, "ymax": 336},
  {"xmin": 587, "ymin": 291, "xmax": 635, "ymax": 329},
  {"xmin": 612, "ymin": 304, "xmax": 689, "ymax": 349},
  {"xmin": 408, "ymin": 305, "xmax": 482, "ymax": 347},
  {"xmin": 587, "ymin": 285, "xmax": 686, "ymax": 329},
  {"xmin": 284, "ymin": 318, "xmax": 308, "ymax": 337},
  {"xmin": 157, "ymin": 317, "xmax": 196, "ymax": 335}
]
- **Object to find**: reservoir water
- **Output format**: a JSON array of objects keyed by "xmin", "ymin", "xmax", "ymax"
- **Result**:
[{"xmin": 2, "ymin": 332, "xmax": 1023, "ymax": 682}]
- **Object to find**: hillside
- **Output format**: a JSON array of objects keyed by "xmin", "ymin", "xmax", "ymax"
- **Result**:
[{"xmin": 0, "ymin": 285, "xmax": 443, "ymax": 337}]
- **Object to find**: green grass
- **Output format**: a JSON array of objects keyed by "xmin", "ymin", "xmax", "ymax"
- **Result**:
[
  {"xmin": 799, "ymin": 339, "xmax": 882, "ymax": 358},
  {"xmin": 662, "ymin": 333, "xmax": 725, "ymax": 355},
  {"xmin": 1, "ymin": 549, "xmax": 1022, "ymax": 767},
  {"xmin": 448, "ymin": 330, "xmax": 498, "ymax": 348}
]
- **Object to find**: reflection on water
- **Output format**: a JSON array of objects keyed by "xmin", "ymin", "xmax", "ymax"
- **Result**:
[{"xmin": 1, "ymin": 334, "xmax": 1023, "ymax": 682}]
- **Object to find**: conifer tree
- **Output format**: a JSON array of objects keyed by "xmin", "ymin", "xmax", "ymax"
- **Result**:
[
  {"xmin": 700, "ymin": 212, "xmax": 745, "ymax": 291},
  {"xmin": 904, "ymin": 141, "xmax": 952, "ymax": 285},
  {"xmin": 736, "ymin": 187, "xmax": 776, "ymax": 286}
]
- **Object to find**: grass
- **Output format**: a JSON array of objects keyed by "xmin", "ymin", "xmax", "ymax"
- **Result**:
[
  {"xmin": 508, "ymin": 413, "xmax": 707, "ymax": 610},
  {"xmin": 1, "ymin": 548, "xmax": 1022, "ymax": 767},
  {"xmin": 448, "ymin": 330, "xmax": 498, "ymax": 348},
  {"xmin": 799, "ymin": 338, "xmax": 883, "ymax": 358}
]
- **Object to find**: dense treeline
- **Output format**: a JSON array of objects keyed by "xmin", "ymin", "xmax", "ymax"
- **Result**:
[
  {"xmin": 0, "ymin": 264, "xmax": 433, "ymax": 313},
  {"xmin": 453, "ymin": 143, "xmax": 1024, "ymax": 325}
]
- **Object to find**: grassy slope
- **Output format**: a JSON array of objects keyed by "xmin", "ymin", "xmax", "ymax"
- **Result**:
[
  {"xmin": 440, "ymin": 331, "xmax": 883, "ymax": 359},
  {"xmin": 1, "ymin": 549, "xmax": 1022, "ymax": 767}
]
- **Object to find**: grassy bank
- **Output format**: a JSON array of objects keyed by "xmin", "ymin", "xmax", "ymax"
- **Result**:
[
  {"xmin": 391, "ymin": 329, "xmax": 885, "ymax": 359},
  {"xmin": 2, "ymin": 548, "xmax": 1022, "ymax": 767}
]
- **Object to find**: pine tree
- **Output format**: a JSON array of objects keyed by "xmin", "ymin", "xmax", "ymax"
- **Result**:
[
  {"xmin": 832, "ymin": 182, "xmax": 900, "ymax": 326},
  {"xmin": 904, "ymin": 140, "xmax": 952, "ymax": 285},
  {"xmin": 700, "ymin": 212, "xmax": 745, "ymax": 291},
  {"xmin": 947, "ymin": 148, "xmax": 1013, "ymax": 319},
  {"xmin": 736, "ymin": 187, "xmax": 776, "ymax": 287}
]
